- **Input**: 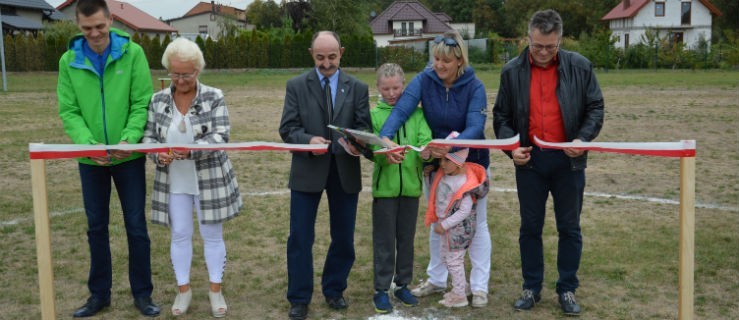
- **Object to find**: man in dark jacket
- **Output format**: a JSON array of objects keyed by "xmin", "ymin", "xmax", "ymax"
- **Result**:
[
  {"xmin": 492, "ymin": 9, "xmax": 604, "ymax": 316},
  {"xmin": 278, "ymin": 31, "xmax": 370, "ymax": 320}
]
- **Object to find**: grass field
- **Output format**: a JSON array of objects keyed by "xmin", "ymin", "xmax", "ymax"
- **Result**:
[{"xmin": 0, "ymin": 68, "xmax": 737, "ymax": 319}]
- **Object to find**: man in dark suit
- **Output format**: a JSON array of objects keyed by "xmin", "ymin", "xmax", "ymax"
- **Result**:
[{"xmin": 278, "ymin": 31, "xmax": 371, "ymax": 320}]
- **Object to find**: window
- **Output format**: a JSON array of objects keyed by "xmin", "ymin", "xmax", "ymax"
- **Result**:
[
  {"xmin": 673, "ymin": 32, "xmax": 684, "ymax": 45},
  {"xmin": 681, "ymin": 2, "xmax": 691, "ymax": 25},
  {"xmin": 624, "ymin": 33, "xmax": 629, "ymax": 49},
  {"xmin": 198, "ymin": 25, "xmax": 208, "ymax": 34},
  {"xmin": 409, "ymin": 22, "xmax": 414, "ymax": 35},
  {"xmin": 401, "ymin": 22, "xmax": 407, "ymax": 36},
  {"xmin": 655, "ymin": 2, "xmax": 665, "ymax": 17}
]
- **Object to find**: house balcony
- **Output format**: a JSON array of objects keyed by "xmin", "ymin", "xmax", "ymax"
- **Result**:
[{"xmin": 393, "ymin": 29, "xmax": 422, "ymax": 38}]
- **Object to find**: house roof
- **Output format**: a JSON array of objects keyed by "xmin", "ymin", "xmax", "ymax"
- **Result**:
[
  {"xmin": 48, "ymin": 9, "xmax": 70, "ymax": 21},
  {"xmin": 0, "ymin": 0, "xmax": 55, "ymax": 11},
  {"xmin": 434, "ymin": 12, "xmax": 451, "ymax": 23},
  {"xmin": 56, "ymin": 0, "xmax": 177, "ymax": 32},
  {"xmin": 370, "ymin": 0, "xmax": 452, "ymax": 35},
  {"xmin": 1, "ymin": 13, "xmax": 44, "ymax": 30},
  {"xmin": 183, "ymin": 1, "xmax": 245, "ymax": 19},
  {"xmin": 602, "ymin": 0, "xmax": 722, "ymax": 20}
]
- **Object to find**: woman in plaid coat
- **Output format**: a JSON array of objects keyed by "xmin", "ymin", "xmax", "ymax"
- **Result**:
[{"xmin": 142, "ymin": 38, "xmax": 242, "ymax": 317}]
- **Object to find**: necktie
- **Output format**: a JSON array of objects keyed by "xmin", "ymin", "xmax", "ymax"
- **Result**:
[{"xmin": 323, "ymin": 77, "xmax": 332, "ymax": 124}]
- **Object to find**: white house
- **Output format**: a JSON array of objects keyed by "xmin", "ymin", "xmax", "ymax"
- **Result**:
[
  {"xmin": 602, "ymin": 0, "xmax": 722, "ymax": 49},
  {"xmin": 369, "ymin": 0, "xmax": 474, "ymax": 47},
  {"xmin": 0, "ymin": 0, "xmax": 67, "ymax": 35},
  {"xmin": 166, "ymin": 1, "xmax": 252, "ymax": 41}
]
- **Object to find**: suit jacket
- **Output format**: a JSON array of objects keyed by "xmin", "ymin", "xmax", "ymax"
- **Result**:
[{"xmin": 279, "ymin": 69, "xmax": 370, "ymax": 193}]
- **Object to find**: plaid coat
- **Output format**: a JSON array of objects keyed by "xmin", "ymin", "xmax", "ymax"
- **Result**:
[{"xmin": 143, "ymin": 82, "xmax": 243, "ymax": 226}]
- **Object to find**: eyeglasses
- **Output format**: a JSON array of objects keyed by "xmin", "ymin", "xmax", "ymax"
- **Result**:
[
  {"xmin": 433, "ymin": 35, "xmax": 458, "ymax": 47},
  {"xmin": 529, "ymin": 39, "xmax": 559, "ymax": 52},
  {"xmin": 168, "ymin": 72, "xmax": 197, "ymax": 80}
]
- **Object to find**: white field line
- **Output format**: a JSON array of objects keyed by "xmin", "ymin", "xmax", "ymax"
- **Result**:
[{"xmin": 3, "ymin": 187, "xmax": 736, "ymax": 226}]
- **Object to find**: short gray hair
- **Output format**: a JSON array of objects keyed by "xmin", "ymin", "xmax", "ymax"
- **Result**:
[
  {"xmin": 161, "ymin": 37, "xmax": 205, "ymax": 71},
  {"xmin": 376, "ymin": 63, "xmax": 404, "ymax": 85},
  {"xmin": 528, "ymin": 9, "xmax": 563, "ymax": 37}
]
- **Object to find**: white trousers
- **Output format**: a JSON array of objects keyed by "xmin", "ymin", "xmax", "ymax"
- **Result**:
[
  {"xmin": 425, "ymin": 172, "xmax": 492, "ymax": 293},
  {"xmin": 169, "ymin": 193, "xmax": 226, "ymax": 286}
]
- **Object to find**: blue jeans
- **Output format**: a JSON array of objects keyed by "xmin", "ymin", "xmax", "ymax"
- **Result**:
[
  {"xmin": 286, "ymin": 157, "xmax": 358, "ymax": 304},
  {"xmin": 78, "ymin": 157, "xmax": 152, "ymax": 300},
  {"xmin": 515, "ymin": 148, "xmax": 584, "ymax": 294}
]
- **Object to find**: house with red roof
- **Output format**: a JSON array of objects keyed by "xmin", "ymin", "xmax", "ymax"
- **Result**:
[
  {"xmin": 166, "ymin": 1, "xmax": 252, "ymax": 41},
  {"xmin": 56, "ymin": 0, "xmax": 176, "ymax": 38},
  {"xmin": 602, "ymin": 0, "xmax": 722, "ymax": 49},
  {"xmin": 370, "ymin": 0, "xmax": 474, "ymax": 47}
]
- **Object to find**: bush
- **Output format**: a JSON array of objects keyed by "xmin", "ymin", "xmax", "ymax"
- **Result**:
[{"xmin": 377, "ymin": 46, "xmax": 427, "ymax": 73}]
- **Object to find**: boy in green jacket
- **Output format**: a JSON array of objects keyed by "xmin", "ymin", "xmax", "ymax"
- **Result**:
[{"xmin": 369, "ymin": 63, "xmax": 432, "ymax": 313}]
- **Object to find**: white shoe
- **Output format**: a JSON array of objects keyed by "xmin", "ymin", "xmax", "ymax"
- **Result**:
[
  {"xmin": 209, "ymin": 290, "xmax": 227, "ymax": 318},
  {"xmin": 471, "ymin": 290, "xmax": 488, "ymax": 307},
  {"xmin": 411, "ymin": 280, "xmax": 445, "ymax": 297},
  {"xmin": 171, "ymin": 288, "xmax": 192, "ymax": 316},
  {"xmin": 438, "ymin": 293, "xmax": 468, "ymax": 308}
]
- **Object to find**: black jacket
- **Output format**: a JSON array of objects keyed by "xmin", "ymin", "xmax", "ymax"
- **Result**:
[{"xmin": 492, "ymin": 48, "xmax": 604, "ymax": 170}]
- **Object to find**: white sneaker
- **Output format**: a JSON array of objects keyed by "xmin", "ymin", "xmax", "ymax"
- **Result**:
[
  {"xmin": 438, "ymin": 293, "xmax": 468, "ymax": 308},
  {"xmin": 471, "ymin": 290, "xmax": 488, "ymax": 307},
  {"xmin": 411, "ymin": 280, "xmax": 445, "ymax": 297}
]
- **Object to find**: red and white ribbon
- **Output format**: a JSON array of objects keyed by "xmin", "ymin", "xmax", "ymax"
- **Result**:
[
  {"xmin": 534, "ymin": 136, "xmax": 696, "ymax": 158},
  {"xmin": 29, "ymin": 142, "xmax": 328, "ymax": 160},
  {"xmin": 374, "ymin": 135, "xmax": 520, "ymax": 154}
]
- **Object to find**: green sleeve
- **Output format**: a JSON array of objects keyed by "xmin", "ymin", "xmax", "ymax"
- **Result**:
[
  {"xmin": 119, "ymin": 45, "xmax": 152, "ymax": 143},
  {"xmin": 57, "ymin": 53, "xmax": 97, "ymax": 145}
]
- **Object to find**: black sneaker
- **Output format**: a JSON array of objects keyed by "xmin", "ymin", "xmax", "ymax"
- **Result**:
[
  {"xmin": 558, "ymin": 291, "xmax": 581, "ymax": 316},
  {"xmin": 513, "ymin": 289, "xmax": 541, "ymax": 311}
]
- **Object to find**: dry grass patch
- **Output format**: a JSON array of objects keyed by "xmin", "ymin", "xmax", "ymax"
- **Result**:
[{"xmin": 0, "ymin": 69, "xmax": 736, "ymax": 319}]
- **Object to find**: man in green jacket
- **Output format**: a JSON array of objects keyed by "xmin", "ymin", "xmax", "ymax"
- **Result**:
[
  {"xmin": 57, "ymin": 0, "xmax": 159, "ymax": 317},
  {"xmin": 368, "ymin": 63, "xmax": 432, "ymax": 313}
]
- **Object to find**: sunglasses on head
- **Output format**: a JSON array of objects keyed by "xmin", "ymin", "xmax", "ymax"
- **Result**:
[{"xmin": 433, "ymin": 35, "xmax": 458, "ymax": 47}]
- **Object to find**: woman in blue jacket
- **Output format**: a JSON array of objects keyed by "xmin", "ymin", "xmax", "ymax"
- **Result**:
[{"xmin": 379, "ymin": 30, "xmax": 491, "ymax": 307}]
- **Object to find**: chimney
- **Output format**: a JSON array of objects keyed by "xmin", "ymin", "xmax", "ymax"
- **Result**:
[
  {"xmin": 120, "ymin": 3, "xmax": 124, "ymax": 9},
  {"xmin": 624, "ymin": 0, "xmax": 630, "ymax": 9},
  {"xmin": 211, "ymin": 1, "xmax": 215, "ymax": 14}
]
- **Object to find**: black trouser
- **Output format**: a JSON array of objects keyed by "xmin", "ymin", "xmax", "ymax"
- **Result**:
[
  {"xmin": 372, "ymin": 196, "xmax": 419, "ymax": 291},
  {"xmin": 516, "ymin": 148, "xmax": 584, "ymax": 294}
]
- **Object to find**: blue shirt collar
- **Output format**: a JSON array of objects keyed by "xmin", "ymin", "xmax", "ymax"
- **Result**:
[{"xmin": 315, "ymin": 68, "xmax": 340, "ymax": 86}]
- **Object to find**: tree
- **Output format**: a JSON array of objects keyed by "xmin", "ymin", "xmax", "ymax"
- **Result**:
[
  {"xmin": 307, "ymin": 0, "xmax": 372, "ymax": 36},
  {"xmin": 217, "ymin": 16, "xmax": 241, "ymax": 38},
  {"xmin": 283, "ymin": 0, "xmax": 311, "ymax": 32},
  {"xmin": 710, "ymin": 0, "xmax": 739, "ymax": 42},
  {"xmin": 473, "ymin": 0, "xmax": 504, "ymax": 36},
  {"xmin": 246, "ymin": 0, "xmax": 282, "ymax": 29}
]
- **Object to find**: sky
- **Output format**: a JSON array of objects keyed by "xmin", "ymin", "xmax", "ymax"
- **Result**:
[{"xmin": 46, "ymin": 0, "xmax": 254, "ymax": 20}]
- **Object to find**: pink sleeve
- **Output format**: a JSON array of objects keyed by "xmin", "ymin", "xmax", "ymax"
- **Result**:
[{"xmin": 440, "ymin": 195, "xmax": 473, "ymax": 230}]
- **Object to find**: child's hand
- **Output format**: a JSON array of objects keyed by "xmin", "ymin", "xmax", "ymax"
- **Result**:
[
  {"xmin": 423, "ymin": 165, "xmax": 434, "ymax": 177},
  {"xmin": 420, "ymin": 148, "xmax": 431, "ymax": 160},
  {"xmin": 433, "ymin": 223, "xmax": 445, "ymax": 234}
]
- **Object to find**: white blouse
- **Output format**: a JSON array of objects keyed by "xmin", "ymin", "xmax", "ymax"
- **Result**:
[{"xmin": 167, "ymin": 108, "xmax": 199, "ymax": 195}]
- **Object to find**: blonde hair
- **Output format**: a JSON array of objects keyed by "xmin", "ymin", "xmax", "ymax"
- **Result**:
[
  {"xmin": 376, "ymin": 63, "xmax": 405, "ymax": 85},
  {"xmin": 431, "ymin": 30, "xmax": 468, "ymax": 78},
  {"xmin": 161, "ymin": 37, "xmax": 206, "ymax": 71}
]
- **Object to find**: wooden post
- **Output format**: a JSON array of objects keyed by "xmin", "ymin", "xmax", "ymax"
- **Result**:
[
  {"xmin": 158, "ymin": 77, "xmax": 170, "ymax": 90},
  {"xmin": 678, "ymin": 156, "xmax": 695, "ymax": 320},
  {"xmin": 31, "ymin": 159, "xmax": 57, "ymax": 320}
]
